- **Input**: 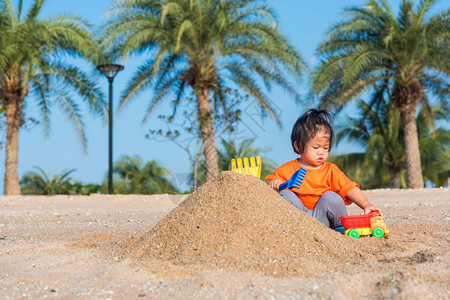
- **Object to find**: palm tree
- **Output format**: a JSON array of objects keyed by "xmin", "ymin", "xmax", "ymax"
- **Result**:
[
  {"xmin": 112, "ymin": 155, "xmax": 179, "ymax": 194},
  {"xmin": 417, "ymin": 105, "xmax": 450, "ymax": 186},
  {"xmin": 101, "ymin": 0, "xmax": 304, "ymax": 182},
  {"xmin": 331, "ymin": 99, "xmax": 406, "ymax": 188},
  {"xmin": 332, "ymin": 100, "xmax": 450, "ymax": 188},
  {"xmin": 20, "ymin": 167, "xmax": 76, "ymax": 195},
  {"xmin": 0, "ymin": 0, "xmax": 104, "ymax": 195},
  {"xmin": 312, "ymin": 0, "xmax": 449, "ymax": 188},
  {"xmin": 190, "ymin": 137, "xmax": 277, "ymax": 188}
]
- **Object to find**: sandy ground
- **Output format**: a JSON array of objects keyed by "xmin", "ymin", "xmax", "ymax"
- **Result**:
[{"xmin": 0, "ymin": 187, "xmax": 449, "ymax": 299}]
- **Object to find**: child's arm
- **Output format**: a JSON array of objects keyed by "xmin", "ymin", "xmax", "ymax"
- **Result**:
[
  {"xmin": 346, "ymin": 187, "xmax": 381, "ymax": 214},
  {"xmin": 267, "ymin": 179, "xmax": 283, "ymax": 191}
]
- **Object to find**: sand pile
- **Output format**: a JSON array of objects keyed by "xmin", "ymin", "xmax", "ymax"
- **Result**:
[{"xmin": 123, "ymin": 171, "xmax": 373, "ymax": 276}]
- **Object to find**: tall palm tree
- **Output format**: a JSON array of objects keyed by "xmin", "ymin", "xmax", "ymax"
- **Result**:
[
  {"xmin": 20, "ymin": 167, "xmax": 76, "ymax": 195},
  {"xmin": 101, "ymin": 0, "xmax": 304, "ymax": 182},
  {"xmin": 312, "ymin": 0, "xmax": 449, "ymax": 188},
  {"xmin": 332, "ymin": 100, "xmax": 449, "ymax": 188},
  {"xmin": 0, "ymin": 0, "xmax": 104, "ymax": 195},
  {"xmin": 332, "ymin": 99, "xmax": 406, "ymax": 188},
  {"xmin": 417, "ymin": 105, "xmax": 450, "ymax": 186},
  {"xmin": 112, "ymin": 155, "xmax": 179, "ymax": 194}
]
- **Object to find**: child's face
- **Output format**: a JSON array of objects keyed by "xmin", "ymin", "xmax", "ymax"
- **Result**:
[{"xmin": 299, "ymin": 128, "xmax": 330, "ymax": 168}]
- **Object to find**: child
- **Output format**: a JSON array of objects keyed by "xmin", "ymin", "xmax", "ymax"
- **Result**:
[{"xmin": 266, "ymin": 109, "xmax": 381, "ymax": 232}]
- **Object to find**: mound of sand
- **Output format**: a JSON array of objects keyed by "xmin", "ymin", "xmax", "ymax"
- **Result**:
[{"xmin": 123, "ymin": 171, "xmax": 375, "ymax": 276}]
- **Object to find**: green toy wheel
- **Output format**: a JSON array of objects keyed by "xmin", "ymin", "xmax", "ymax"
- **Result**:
[
  {"xmin": 348, "ymin": 229, "xmax": 360, "ymax": 239},
  {"xmin": 372, "ymin": 227, "xmax": 385, "ymax": 238}
]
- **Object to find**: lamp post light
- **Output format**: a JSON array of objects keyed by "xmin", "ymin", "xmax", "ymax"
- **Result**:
[{"xmin": 97, "ymin": 63, "xmax": 124, "ymax": 194}]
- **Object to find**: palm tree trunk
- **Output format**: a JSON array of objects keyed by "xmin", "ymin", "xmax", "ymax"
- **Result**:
[
  {"xmin": 392, "ymin": 171, "xmax": 400, "ymax": 189},
  {"xmin": 193, "ymin": 156, "xmax": 200, "ymax": 189},
  {"xmin": 196, "ymin": 87, "xmax": 219, "ymax": 182},
  {"xmin": 400, "ymin": 106, "xmax": 424, "ymax": 188},
  {"xmin": 4, "ymin": 98, "xmax": 22, "ymax": 195}
]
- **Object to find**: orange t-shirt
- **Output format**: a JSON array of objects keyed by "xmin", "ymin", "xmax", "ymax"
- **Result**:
[{"xmin": 265, "ymin": 159, "xmax": 359, "ymax": 209}]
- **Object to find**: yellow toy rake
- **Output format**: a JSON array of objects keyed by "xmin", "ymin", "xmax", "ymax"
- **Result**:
[{"xmin": 230, "ymin": 156, "xmax": 262, "ymax": 178}]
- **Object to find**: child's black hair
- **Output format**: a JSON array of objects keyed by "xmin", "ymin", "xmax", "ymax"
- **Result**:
[{"xmin": 291, "ymin": 109, "xmax": 334, "ymax": 155}]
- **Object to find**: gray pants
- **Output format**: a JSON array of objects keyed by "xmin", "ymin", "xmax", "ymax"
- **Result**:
[{"xmin": 279, "ymin": 189, "xmax": 347, "ymax": 228}]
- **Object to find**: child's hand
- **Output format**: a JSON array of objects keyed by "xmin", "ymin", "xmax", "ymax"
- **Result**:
[
  {"xmin": 267, "ymin": 179, "xmax": 283, "ymax": 191},
  {"xmin": 347, "ymin": 187, "xmax": 382, "ymax": 216},
  {"xmin": 363, "ymin": 203, "xmax": 382, "ymax": 215}
]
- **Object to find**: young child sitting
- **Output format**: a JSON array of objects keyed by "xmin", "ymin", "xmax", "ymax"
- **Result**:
[{"xmin": 266, "ymin": 109, "xmax": 381, "ymax": 232}]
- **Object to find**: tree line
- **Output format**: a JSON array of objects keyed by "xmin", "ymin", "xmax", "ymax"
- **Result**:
[
  {"xmin": 20, "ymin": 138, "xmax": 278, "ymax": 195},
  {"xmin": 0, "ymin": 0, "xmax": 448, "ymax": 195}
]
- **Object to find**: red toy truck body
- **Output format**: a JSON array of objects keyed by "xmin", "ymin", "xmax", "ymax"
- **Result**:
[
  {"xmin": 339, "ymin": 211, "xmax": 389, "ymax": 239},
  {"xmin": 340, "ymin": 213, "xmax": 373, "ymax": 229}
]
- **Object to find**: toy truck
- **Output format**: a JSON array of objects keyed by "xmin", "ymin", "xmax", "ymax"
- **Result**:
[{"xmin": 339, "ymin": 211, "xmax": 389, "ymax": 239}]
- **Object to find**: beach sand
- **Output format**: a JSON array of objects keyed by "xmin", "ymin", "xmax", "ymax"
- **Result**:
[{"xmin": 1, "ymin": 171, "xmax": 449, "ymax": 299}]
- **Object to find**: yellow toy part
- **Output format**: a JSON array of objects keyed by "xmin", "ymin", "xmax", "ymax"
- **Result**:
[{"xmin": 230, "ymin": 156, "xmax": 262, "ymax": 178}]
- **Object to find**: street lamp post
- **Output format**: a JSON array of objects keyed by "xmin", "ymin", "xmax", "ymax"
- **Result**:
[{"xmin": 97, "ymin": 64, "xmax": 124, "ymax": 194}]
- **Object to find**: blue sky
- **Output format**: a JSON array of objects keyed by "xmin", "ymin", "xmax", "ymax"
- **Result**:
[{"xmin": 1, "ymin": 0, "xmax": 448, "ymax": 192}]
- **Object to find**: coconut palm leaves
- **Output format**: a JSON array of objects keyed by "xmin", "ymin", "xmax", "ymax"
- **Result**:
[
  {"xmin": 20, "ymin": 167, "xmax": 77, "ymax": 195},
  {"xmin": 331, "ymin": 99, "xmax": 449, "ymax": 188},
  {"xmin": 332, "ymin": 99, "xmax": 406, "ymax": 188},
  {"xmin": 312, "ymin": 0, "xmax": 449, "ymax": 188},
  {"xmin": 101, "ymin": 0, "xmax": 304, "ymax": 182},
  {"xmin": 112, "ymin": 155, "xmax": 179, "ymax": 194},
  {"xmin": 417, "ymin": 105, "xmax": 450, "ymax": 186},
  {"xmin": 0, "ymin": 0, "xmax": 104, "ymax": 194}
]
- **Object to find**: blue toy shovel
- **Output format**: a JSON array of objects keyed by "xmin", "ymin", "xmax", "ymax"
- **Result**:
[{"xmin": 279, "ymin": 167, "xmax": 308, "ymax": 190}]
